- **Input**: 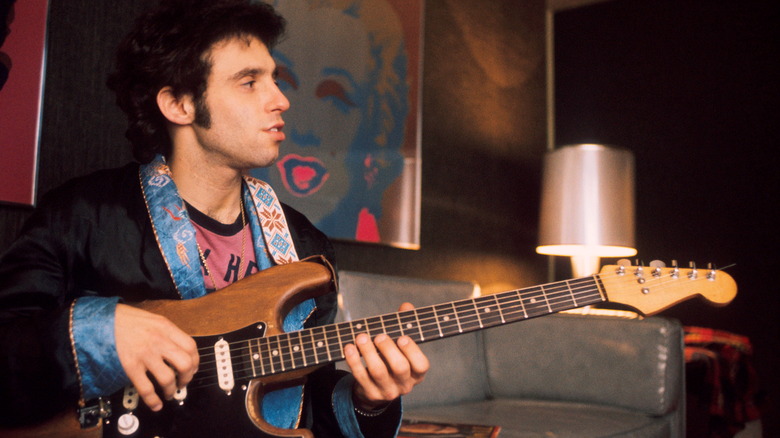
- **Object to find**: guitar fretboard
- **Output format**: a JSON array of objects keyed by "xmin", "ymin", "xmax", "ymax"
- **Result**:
[{"xmin": 220, "ymin": 274, "xmax": 606, "ymax": 383}]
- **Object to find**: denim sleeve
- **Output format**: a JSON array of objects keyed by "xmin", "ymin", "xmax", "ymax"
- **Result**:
[
  {"xmin": 332, "ymin": 374, "xmax": 403, "ymax": 438},
  {"xmin": 71, "ymin": 296, "xmax": 130, "ymax": 400}
]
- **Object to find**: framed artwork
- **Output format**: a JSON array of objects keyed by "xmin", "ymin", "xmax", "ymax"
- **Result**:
[
  {"xmin": 253, "ymin": 0, "xmax": 423, "ymax": 249},
  {"xmin": 0, "ymin": 0, "xmax": 48, "ymax": 206}
]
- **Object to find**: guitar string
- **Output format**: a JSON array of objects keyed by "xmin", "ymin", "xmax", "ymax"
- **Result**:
[
  {"xmin": 192, "ymin": 267, "xmax": 712, "ymax": 374},
  {"xmin": 193, "ymin": 267, "xmax": 710, "ymax": 374},
  {"xmin": 186, "ymin": 277, "xmax": 606, "ymax": 389},
  {"xmin": 184, "ymin": 267, "xmax": 722, "ymax": 391}
]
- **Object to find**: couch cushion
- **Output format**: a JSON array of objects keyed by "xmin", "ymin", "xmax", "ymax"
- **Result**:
[
  {"xmin": 336, "ymin": 270, "xmax": 488, "ymax": 407},
  {"xmin": 405, "ymin": 399, "xmax": 677, "ymax": 438},
  {"xmin": 483, "ymin": 313, "xmax": 684, "ymax": 416}
]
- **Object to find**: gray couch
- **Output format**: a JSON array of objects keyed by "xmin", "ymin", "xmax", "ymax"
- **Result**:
[{"xmin": 337, "ymin": 270, "xmax": 685, "ymax": 438}]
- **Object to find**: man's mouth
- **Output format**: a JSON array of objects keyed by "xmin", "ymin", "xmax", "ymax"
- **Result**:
[{"xmin": 265, "ymin": 124, "xmax": 285, "ymax": 140}]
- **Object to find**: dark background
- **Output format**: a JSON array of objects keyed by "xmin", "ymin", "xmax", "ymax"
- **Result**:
[
  {"xmin": 555, "ymin": 0, "xmax": 779, "ymax": 434},
  {"xmin": 0, "ymin": 0, "xmax": 776, "ymax": 435}
]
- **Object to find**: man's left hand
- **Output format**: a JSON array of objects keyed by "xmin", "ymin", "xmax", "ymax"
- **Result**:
[{"xmin": 344, "ymin": 302, "xmax": 430, "ymax": 411}]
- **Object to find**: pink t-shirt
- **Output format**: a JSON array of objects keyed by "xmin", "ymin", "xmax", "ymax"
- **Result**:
[{"xmin": 187, "ymin": 203, "xmax": 258, "ymax": 292}]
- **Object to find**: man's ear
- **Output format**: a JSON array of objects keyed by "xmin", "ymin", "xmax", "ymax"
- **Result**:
[{"xmin": 156, "ymin": 86, "xmax": 196, "ymax": 125}]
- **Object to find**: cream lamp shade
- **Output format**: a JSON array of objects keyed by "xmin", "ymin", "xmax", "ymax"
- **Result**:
[{"xmin": 536, "ymin": 144, "xmax": 637, "ymax": 277}]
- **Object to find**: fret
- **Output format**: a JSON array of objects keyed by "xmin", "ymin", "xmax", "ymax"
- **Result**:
[
  {"xmin": 293, "ymin": 331, "xmax": 306, "ymax": 368},
  {"xmin": 365, "ymin": 317, "xmax": 384, "ymax": 338},
  {"xmin": 279, "ymin": 333, "xmax": 291, "ymax": 372},
  {"xmin": 474, "ymin": 295, "xmax": 502, "ymax": 328},
  {"xmin": 322, "ymin": 324, "xmax": 339, "ymax": 362},
  {"xmin": 351, "ymin": 319, "xmax": 368, "ymax": 340},
  {"xmin": 264, "ymin": 336, "xmax": 279, "ymax": 375},
  {"xmin": 345, "ymin": 319, "xmax": 358, "ymax": 346},
  {"xmin": 382, "ymin": 313, "xmax": 403, "ymax": 339},
  {"xmin": 432, "ymin": 303, "xmax": 458, "ymax": 337},
  {"xmin": 493, "ymin": 294, "xmax": 506, "ymax": 324},
  {"xmin": 455, "ymin": 299, "xmax": 481, "ymax": 332},
  {"xmin": 517, "ymin": 290, "xmax": 528, "ymax": 318},
  {"xmin": 521, "ymin": 287, "xmax": 549, "ymax": 318},
  {"xmin": 333, "ymin": 322, "xmax": 352, "ymax": 359},
  {"xmin": 398, "ymin": 310, "xmax": 422, "ymax": 342},
  {"xmin": 593, "ymin": 275, "xmax": 608, "ymax": 301},
  {"xmin": 568, "ymin": 279, "xmax": 579, "ymax": 308},
  {"xmin": 299, "ymin": 329, "xmax": 315, "ymax": 366},
  {"xmin": 247, "ymin": 339, "xmax": 257, "ymax": 377},
  {"xmin": 573, "ymin": 277, "xmax": 605, "ymax": 306},
  {"xmin": 257, "ymin": 337, "xmax": 269, "ymax": 376},
  {"xmin": 539, "ymin": 285, "xmax": 553, "ymax": 313},
  {"xmin": 472, "ymin": 300, "xmax": 484, "ymax": 328},
  {"xmin": 413, "ymin": 309, "xmax": 425, "ymax": 341},
  {"xmin": 310, "ymin": 326, "xmax": 328, "ymax": 364},
  {"xmin": 255, "ymin": 338, "xmax": 267, "ymax": 377},
  {"xmin": 495, "ymin": 290, "xmax": 526, "ymax": 323},
  {"xmin": 416, "ymin": 306, "xmax": 439, "ymax": 340},
  {"xmin": 451, "ymin": 302, "xmax": 463, "ymax": 333},
  {"xmin": 430, "ymin": 306, "xmax": 443, "ymax": 337},
  {"xmin": 548, "ymin": 280, "xmax": 577, "ymax": 312}
]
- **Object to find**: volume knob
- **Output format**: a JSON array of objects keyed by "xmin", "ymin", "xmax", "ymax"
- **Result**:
[{"xmin": 117, "ymin": 413, "xmax": 140, "ymax": 436}]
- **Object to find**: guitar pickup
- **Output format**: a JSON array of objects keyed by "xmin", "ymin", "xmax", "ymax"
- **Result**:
[{"xmin": 215, "ymin": 338, "xmax": 234, "ymax": 394}]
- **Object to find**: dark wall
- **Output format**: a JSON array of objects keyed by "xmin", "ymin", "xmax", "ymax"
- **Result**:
[
  {"xmin": 332, "ymin": 1, "xmax": 548, "ymax": 291},
  {"xmin": 0, "ymin": 1, "xmax": 548, "ymax": 290},
  {"xmin": 555, "ymin": 0, "xmax": 779, "ymax": 434},
  {"xmin": 0, "ymin": 0, "xmax": 155, "ymax": 246}
]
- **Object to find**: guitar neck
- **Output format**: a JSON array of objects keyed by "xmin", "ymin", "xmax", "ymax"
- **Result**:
[{"xmin": 231, "ymin": 275, "xmax": 606, "ymax": 381}]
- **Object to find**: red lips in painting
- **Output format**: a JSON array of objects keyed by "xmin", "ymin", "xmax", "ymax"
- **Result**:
[{"xmin": 276, "ymin": 154, "xmax": 330, "ymax": 197}]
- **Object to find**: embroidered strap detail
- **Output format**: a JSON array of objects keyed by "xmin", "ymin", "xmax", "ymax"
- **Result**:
[
  {"xmin": 139, "ymin": 158, "xmax": 203, "ymax": 299},
  {"xmin": 244, "ymin": 175, "xmax": 299, "ymax": 264}
]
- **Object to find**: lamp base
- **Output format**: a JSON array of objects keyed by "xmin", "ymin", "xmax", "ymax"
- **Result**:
[{"xmin": 571, "ymin": 255, "xmax": 601, "ymax": 278}]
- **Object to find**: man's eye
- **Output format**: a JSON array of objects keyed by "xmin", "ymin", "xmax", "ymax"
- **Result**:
[{"xmin": 243, "ymin": 80, "xmax": 256, "ymax": 88}]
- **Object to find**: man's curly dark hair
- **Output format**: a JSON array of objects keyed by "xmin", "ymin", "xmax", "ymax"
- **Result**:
[{"xmin": 107, "ymin": 0, "xmax": 286, "ymax": 163}]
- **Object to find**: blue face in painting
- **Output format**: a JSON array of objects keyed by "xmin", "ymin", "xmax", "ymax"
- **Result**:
[{"xmin": 251, "ymin": 0, "xmax": 409, "ymax": 242}]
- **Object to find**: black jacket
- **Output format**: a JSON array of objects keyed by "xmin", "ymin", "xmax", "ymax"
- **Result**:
[{"xmin": 0, "ymin": 163, "xmax": 399, "ymax": 436}]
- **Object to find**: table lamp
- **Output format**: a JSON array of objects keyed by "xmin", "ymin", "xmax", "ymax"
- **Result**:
[{"xmin": 536, "ymin": 144, "xmax": 637, "ymax": 277}]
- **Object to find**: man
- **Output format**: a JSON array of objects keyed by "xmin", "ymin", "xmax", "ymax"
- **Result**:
[{"xmin": 0, "ymin": 1, "xmax": 428, "ymax": 436}]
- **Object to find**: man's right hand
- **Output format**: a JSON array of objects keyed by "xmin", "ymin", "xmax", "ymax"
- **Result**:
[{"xmin": 114, "ymin": 304, "xmax": 199, "ymax": 411}]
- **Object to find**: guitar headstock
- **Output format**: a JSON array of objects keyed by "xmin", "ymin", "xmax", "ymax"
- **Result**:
[{"xmin": 598, "ymin": 260, "xmax": 737, "ymax": 316}]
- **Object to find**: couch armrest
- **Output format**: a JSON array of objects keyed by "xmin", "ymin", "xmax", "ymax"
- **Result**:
[{"xmin": 483, "ymin": 313, "xmax": 684, "ymax": 416}]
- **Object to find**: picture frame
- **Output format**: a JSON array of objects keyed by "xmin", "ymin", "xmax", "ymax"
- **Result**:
[
  {"xmin": 0, "ymin": 0, "xmax": 48, "ymax": 206},
  {"xmin": 253, "ymin": 0, "xmax": 423, "ymax": 249}
]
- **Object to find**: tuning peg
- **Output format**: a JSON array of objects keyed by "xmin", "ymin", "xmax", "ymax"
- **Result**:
[
  {"xmin": 650, "ymin": 260, "xmax": 665, "ymax": 277},
  {"xmin": 616, "ymin": 258, "xmax": 631, "ymax": 275},
  {"xmin": 707, "ymin": 263, "xmax": 717, "ymax": 281},
  {"xmin": 633, "ymin": 263, "xmax": 646, "ymax": 284},
  {"xmin": 688, "ymin": 261, "xmax": 698, "ymax": 280},
  {"xmin": 671, "ymin": 260, "xmax": 680, "ymax": 279}
]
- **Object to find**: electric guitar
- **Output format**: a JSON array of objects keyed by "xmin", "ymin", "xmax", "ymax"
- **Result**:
[{"xmin": 3, "ymin": 257, "xmax": 736, "ymax": 438}]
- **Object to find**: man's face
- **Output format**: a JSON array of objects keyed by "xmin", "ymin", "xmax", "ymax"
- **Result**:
[{"xmin": 190, "ymin": 36, "xmax": 290, "ymax": 171}]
